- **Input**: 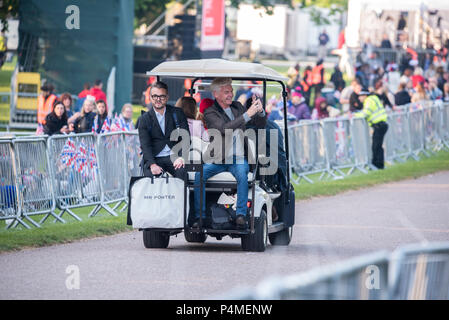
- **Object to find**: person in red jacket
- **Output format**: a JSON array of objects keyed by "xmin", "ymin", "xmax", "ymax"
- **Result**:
[
  {"xmin": 78, "ymin": 83, "xmax": 91, "ymax": 98},
  {"xmin": 89, "ymin": 79, "xmax": 107, "ymax": 103},
  {"xmin": 410, "ymin": 67, "xmax": 425, "ymax": 88}
]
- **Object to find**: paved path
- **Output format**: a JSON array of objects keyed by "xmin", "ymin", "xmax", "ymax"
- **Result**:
[{"xmin": 1, "ymin": 172, "xmax": 448, "ymax": 299}]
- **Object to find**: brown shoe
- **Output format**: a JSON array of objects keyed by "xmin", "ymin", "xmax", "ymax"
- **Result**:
[{"xmin": 272, "ymin": 206, "xmax": 279, "ymax": 222}]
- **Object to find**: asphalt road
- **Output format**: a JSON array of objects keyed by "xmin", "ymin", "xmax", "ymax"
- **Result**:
[{"xmin": 1, "ymin": 171, "xmax": 448, "ymax": 300}]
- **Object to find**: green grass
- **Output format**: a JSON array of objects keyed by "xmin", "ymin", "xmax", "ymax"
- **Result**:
[
  {"xmin": 293, "ymin": 150, "xmax": 449, "ymax": 200},
  {"xmin": 0, "ymin": 204, "xmax": 132, "ymax": 252}
]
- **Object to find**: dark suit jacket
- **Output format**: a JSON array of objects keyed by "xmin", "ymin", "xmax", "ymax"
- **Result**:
[
  {"xmin": 204, "ymin": 100, "xmax": 264, "ymax": 163},
  {"xmin": 138, "ymin": 105, "xmax": 190, "ymax": 169}
]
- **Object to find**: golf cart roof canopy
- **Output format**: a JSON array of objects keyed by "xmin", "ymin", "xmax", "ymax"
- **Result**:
[{"xmin": 147, "ymin": 59, "xmax": 288, "ymax": 82}]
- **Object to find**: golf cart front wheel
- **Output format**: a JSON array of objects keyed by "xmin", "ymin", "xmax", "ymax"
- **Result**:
[
  {"xmin": 241, "ymin": 210, "xmax": 268, "ymax": 252},
  {"xmin": 143, "ymin": 230, "xmax": 170, "ymax": 248}
]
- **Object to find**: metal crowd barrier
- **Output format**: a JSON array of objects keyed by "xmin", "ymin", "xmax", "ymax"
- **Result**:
[
  {"xmin": 0, "ymin": 138, "xmax": 30, "ymax": 229},
  {"xmin": 350, "ymin": 117, "xmax": 374, "ymax": 173},
  {"xmin": 219, "ymin": 242, "xmax": 449, "ymax": 300},
  {"xmin": 220, "ymin": 251, "xmax": 390, "ymax": 300},
  {"xmin": 389, "ymin": 242, "xmax": 449, "ymax": 300},
  {"xmin": 122, "ymin": 131, "xmax": 142, "ymax": 211},
  {"xmin": 1, "ymin": 131, "xmax": 141, "ymax": 229},
  {"xmin": 442, "ymin": 102, "xmax": 449, "ymax": 150},
  {"xmin": 322, "ymin": 117, "xmax": 357, "ymax": 177},
  {"xmin": 422, "ymin": 103, "xmax": 444, "ymax": 153},
  {"xmin": 12, "ymin": 136, "xmax": 61, "ymax": 227},
  {"xmin": 385, "ymin": 111, "xmax": 412, "ymax": 163},
  {"xmin": 95, "ymin": 132, "xmax": 127, "ymax": 217},
  {"xmin": 93, "ymin": 131, "xmax": 141, "ymax": 216},
  {"xmin": 408, "ymin": 109, "xmax": 429, "ymax": 159},
  {"xmin": 47, "ymin": 132, "xmax": 101, "ymax": 221},
  {"xmin": 0, "ymin": 132, "xmax": 34, "ymax": 138},
  {"xmin": 288, "ymin": 121, "xmax": 334, "ymax": 183}
]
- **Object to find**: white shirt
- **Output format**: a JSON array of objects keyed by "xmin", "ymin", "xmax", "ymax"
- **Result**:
[{"xmin": 154, "ymin": 108, "xmax": 172, "ymax": 158}]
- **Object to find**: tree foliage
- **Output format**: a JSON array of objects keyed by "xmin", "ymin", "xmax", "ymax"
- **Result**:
[
  {"xmin": 134, "ymin": 0, "xmax": 173, "ymax": 30},
  {"xmin": 134, "ymin": 0, "xmax": 348, "ymax": 29},
  {"xmin": 0, "ymin": 0, "xmax": 19, "ymax": 32},
  {"xmin": 229, "ymin": 0, "xmax": 292, "ymax": 15},
  {"xmin": 2, "ymin": 0, "xmax": 347, "ymax": 32},
  {"xmin": 135, "ymin": 0, "xmax": 294, "ymax": 27},
  {"xmin": 299, "ymin": 0, "xmax": 348, "ymax": 25}
]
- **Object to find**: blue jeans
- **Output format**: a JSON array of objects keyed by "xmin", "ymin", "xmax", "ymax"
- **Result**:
[{"xmin": 194, "ymin": 159, "xmax": 249, "ymax": 218}]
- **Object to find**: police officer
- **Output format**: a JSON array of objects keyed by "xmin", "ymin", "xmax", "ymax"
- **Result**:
[{"xmin": 356, "ymin": 91, "xmax": 389, "ymax": 169}]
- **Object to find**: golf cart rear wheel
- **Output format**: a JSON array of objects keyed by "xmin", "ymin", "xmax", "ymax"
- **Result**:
[
  {"xmin": 143, "ymin": 230, "xmax": 170, "ymax": 248},
  {"xmin": 269, "ymin": 226, "xmax": 293, "ymax": 246},
  {"xmin": 184, "ymin": 229, "xmax": 207, "ymax": 243},
  {"xmin": 241, "ymin": 210, "xmax": 267, "ymax": 252}
]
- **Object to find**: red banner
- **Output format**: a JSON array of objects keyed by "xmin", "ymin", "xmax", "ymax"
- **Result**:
[{"xmin": 200, "ymin": 0, "xmax": 225, "ymax": 51}]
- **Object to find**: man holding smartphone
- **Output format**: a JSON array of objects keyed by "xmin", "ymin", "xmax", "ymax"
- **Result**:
[{"xmin": 192, "ymin": 77, "xmax": 265, "ymax": 228}]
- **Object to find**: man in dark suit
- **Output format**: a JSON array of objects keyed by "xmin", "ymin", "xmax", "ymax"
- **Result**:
[
  {"xmin": 138, "ymin": 81, "xmax": 190, "ymax": 179},
  {"xmin": 193, "ymin": 77, "xmax": 264, "ymax": 228}
]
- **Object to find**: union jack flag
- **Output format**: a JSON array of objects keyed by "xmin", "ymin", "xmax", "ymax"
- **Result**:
[
  {"xmin": 76, "ymin": 140, "xmax": 88, "ymax": 177},
  {"xmin": 88, "ymin": 145, "xmax": 97, "ymax": 170},
  {"xmin": 111, "ymin": 114, "xmax": 134, "ymax": 132},
  {"xmin": 92, "ymin": 116, "xmax": 112, "ymax": 134},
  {"xmin": 60, "ymin": 138, "xmax": 77, "ymax": 168},
  {"xmin": 101, "ymin": 118, "xmax": 111, "ymax": 133},
  {"xmin": 111, "ymin": 114, "xmax": 122, "ymax": 132}
]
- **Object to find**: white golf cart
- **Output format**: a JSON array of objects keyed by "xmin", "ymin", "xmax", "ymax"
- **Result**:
[{"xmin": 136, "ymin": 59, "xmax": 295, "ymax": 252}]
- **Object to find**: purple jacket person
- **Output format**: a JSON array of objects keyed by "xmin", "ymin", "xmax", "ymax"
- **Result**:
[{"xmin": 288, "ymin": 92, "xmax": 311, "ymax": 121}]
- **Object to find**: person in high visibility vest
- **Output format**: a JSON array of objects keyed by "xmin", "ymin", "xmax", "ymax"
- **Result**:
[
  {"xmin": 356, "ymin": 91, "xmax": 389, "ymax": 169},
  {"xmin": 311, "ymin": 59, "xmax": 325, "ymax": 105},
  {"xmin": 0, "ymin": 31, "xmax": 6, "ymax": 68},
  {"xmin": 303, "ymin": 66, "xmax": 313, "ymax": 87},
  {"xmin": 37, "ymin": 83, "xmax": 57, "ymax": 125},
  {"xmin": 312, "ymin": 61, "xmax": 324, "ymax": 85},
  {"xmin": 302, "ymin": 66, "xmax": 313, "ymax": 106}
]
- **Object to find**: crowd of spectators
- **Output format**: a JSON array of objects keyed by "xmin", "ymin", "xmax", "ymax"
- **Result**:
[
  {"xmin": 274, "ymin": 44, "xmax": 449, "ymax": 125},
  {"xmin": 38, "ymin": 79, "xmax": 135, "ymax": 136},
  {"xmin": 36, "ymin": 43, "xmax": 449, "ymax": 138}
]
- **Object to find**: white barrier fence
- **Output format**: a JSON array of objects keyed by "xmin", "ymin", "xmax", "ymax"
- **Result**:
[
  {"xmin": 0, "ymin": 131, "xmax": 141, "ymax": 229},
  {"xmin": 287, "ymin": 101, "xmax": 449, "ymax": 183},
  {"xmin": 219, "ymin": 242, "xmax": 449, "ymax": 300}
]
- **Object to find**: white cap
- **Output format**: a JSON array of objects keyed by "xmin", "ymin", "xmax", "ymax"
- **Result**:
[{"xmin": 86, "ymin": 95, "xmax": 96, "ymax": 103}]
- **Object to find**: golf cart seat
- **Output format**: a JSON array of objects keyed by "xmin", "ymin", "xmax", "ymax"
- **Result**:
[{"xmin": 187, "ymin": 171, "xmax": 254, "ymax": 183}]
